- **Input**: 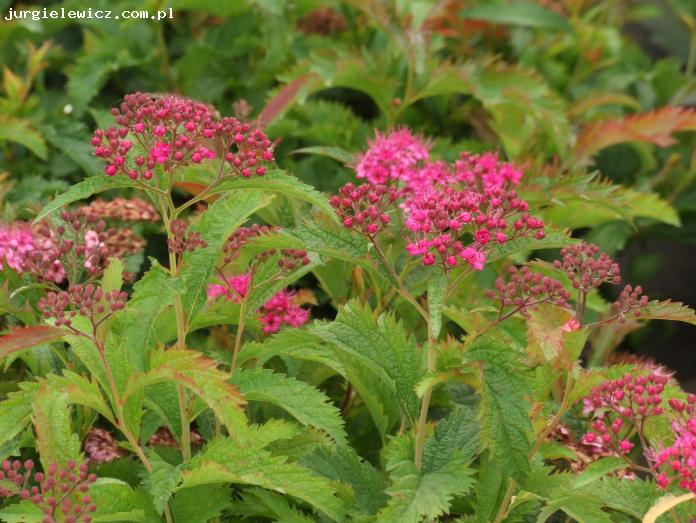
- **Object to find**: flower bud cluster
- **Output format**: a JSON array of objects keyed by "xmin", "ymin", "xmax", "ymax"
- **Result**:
[
  {"xmin": 80, "ymin": 198, "xmax": 158, "ymax": 222},
  {"xmin": 553, "ymin": 242, "xmax": 621, "ymax": 292},
  {"xmin": 582, "ymin": 371, "xmax": 669, "ymax": 454},
  {"xmin": 0, "ymin": 223, "xmax": 36, "ymax": 274},
  {"xmin": 148, "ymin": 426, "xmax": 203, "ymax": 448},
  {"xmin": 0, "ymin": 459, "xmax": 97, "ymax": 523},
  {"xmin": 167, "ymin": 219, "xmax": 207, "ymax": 255},
  {"xmin": 92, "ymin": 92, "xmax": 273, "ymax": 181},
  {"xmin": 610, "ymin": 284, "xmax": 650, "ymax": 322},
  {"xmin": 220, "ymin": 225, "xmax": 309, "ymax": 271},
  {"xmin": 330, "ymin": 182, "xmax": 399, "ymax": 237},
  {"xmin": 486, "ymin": 265, "xmax": 571, "ymax": 315},
  {"xmin": 38, "ymin": 285, "xmax": 126, "ymax": 328},
  {"xmin": 83, "ymin": 428, "xmax": 127, "ymax": 464},
  {"xmin": 297, "ymin": 6, "xmax": 347, "ymax": 36}
]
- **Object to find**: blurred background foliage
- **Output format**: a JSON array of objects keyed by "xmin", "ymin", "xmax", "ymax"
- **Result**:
[{"xmin": 2, "ymin": 0, "xmax": 696, "ymax": 381}]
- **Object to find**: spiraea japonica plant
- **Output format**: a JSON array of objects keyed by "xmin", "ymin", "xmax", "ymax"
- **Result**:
[{"xmin": 2, "ymin": 94, "xmax": 696, "ymax": 523}]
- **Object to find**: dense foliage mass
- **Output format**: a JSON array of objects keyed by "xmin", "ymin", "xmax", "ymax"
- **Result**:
[{"xmin": 2, "ymin": 1, "xmax": 696, "ymax": 522}]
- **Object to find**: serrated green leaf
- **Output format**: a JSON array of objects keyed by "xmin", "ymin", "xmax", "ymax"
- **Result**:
[
  {"xmin": 428, "ymin": 271, "xmax": 448, "ymax": 338},
  {"xmin": 88, "ymin": 479, "xmax": 158, "ymax": 522},
  {"xmin": 378, "ymin": 436, "xmax": 474, "ymax": 523},
  {"xmin": 231, "ymin": 368, "xmax": 347, "ymax": 445},
  {"xmin": 171, "ymin": 485, "xmax": 232, "ymax": 523},
  {"xmin": 112, "ymin": 261, "xmax": 185, "ymax": 370},
  {"xmin": 487, "ymin": 228, "xmax": 576, "ymax": 263},
  {"xmin": 537, "ymin": 492, "xmax": 613, "ymax": 523},
  {"xmin": 46, "ymin": 371, "xmax": 114, "ymax": 423},
  {"xmin": 311, "ymin": 301, "xmax": 421, "ymax": 424},
  {"xmin": 32, "ymin": 385, "xmax": 81, "ymax": 467},
  {"xmin": 0, "ymin": 501, "xmax": 43, "ymax": 522},
  {"xmin": 101, "ymin": 258, "xmax": 123, "ymax": 295},
  {"xmin": 423, "ymin": 407, "xmax": 480, "ymax": 473},
  {"xmin": 142, "ymin": 452, "xmax": 182, "ymax": 515},
  {"xmin": 211, "ymin": 170, "xmax": 337, "ymax": 221},
  {"xmin": 627, "ymin": 299, "xmax": 696, "ymax": 325},
  {"xmin": 302, "ymin": 446, "xmax": 387, "ymax": 515},
  {"xmin": 34, "ymin": 176, "xmax": 140, "ymax": 222},
  {"xmin": 571, "ymin": 457, "xmax": 627, "ymax": 490},
  {"xmin": 0, "ymin": 383, "xmax": 36, "ymax": 450},
  {"xmin": 292, "ymin": 146, "xmax": 354, "ymax": 164},
  {"xmin": 182, "ymin": 438, "xmax": 345, "ymax": 521},
  {"xmin": 467, "ymin": 335, "xmax": 532, "ymax": 482}
]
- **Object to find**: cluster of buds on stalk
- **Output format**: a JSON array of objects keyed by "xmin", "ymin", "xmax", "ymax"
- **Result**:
[
  {"xmin": 220, "ymin": 225, "xmax": 309, "ymax": 272},
  {"xmin": 167, "ymin": 219, "xmax": 207, "ymax": 256},
  {"xmin": 330, "ymin": 183, "xmax": 399, "ymax": 238},
  {"xmin": 38, "ymin": 284, "xmax": 126, "ymax": 331},
  {"xmin": 0, "ymin": 459, "xmax": 97, "ymax": 523},
  {"xmin": 92, "ymin": 92, "xmax": 273, "ymax": 181},
  {"xmin": 83, "ymin": 428, "xmax": 127, "ymax": 464},
  {"xmin": 582, "ymin": 370, "xmax": 669, "ymax": 456},
  {"xmin": 486, "ymin": 265, "xmax": 571, "ymax": 318},
  {"xmin": 79, "ymin": 198, "xmax": 158, "ymax": 222}
]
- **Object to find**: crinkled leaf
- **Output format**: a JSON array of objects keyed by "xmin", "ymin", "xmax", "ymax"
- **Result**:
[{"xmin": 32, "ymin": 385, "xmax": 81, "ymax": 467}]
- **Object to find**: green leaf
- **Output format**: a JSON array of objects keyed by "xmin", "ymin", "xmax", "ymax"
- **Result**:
[
  {"xmin": 32, "ymin": 385, "xmax": 81, "ymax": 467},
  {"xmin": 88, "ymin": 479, "xmax": 158, "ymax": 522},
  {"xmin": 474, "ymin": 453, "xmax": 506, "ymax": 523},
  {"xmin": 378, "ymin": 436, "xmax": 474, "ymax": 523},
  {"xmin": 0, "ymin": 501, "xmax": 43, "ymax": 522},
  {"xmin": 571, "ymin": 457, "xmax": 627, "ymax": 490},
  {"xmin": 171, "ymin": 485, "xmax": 231, "ymax": 523},
  {"xmin": 427, "ymin": 272, "xmax": 448, "ymax": 338},
  {"xmin": 34, "ymin": 176, "xmax": 140, "ymax": 222},
  {"xmin": 467, "ymin": 335, "xmax": 532, "ymax": 482},
  {"xmin": 423, "ymin": 407, "xmax": 480, "ymax": 473},
  {"xmin": 182, "ymin": 438, "xmax": 345, "ymax": 521},
  {"xmin": 46, "ymin": 371, "xmax": 114, "ymax": 423},
  {"xmin": 537, "ymin": 492, "xmax": 612, "ymax": 523},
  {"xmin": 180, "ymin": 189, "xmax": 273, "ymax": 324},
  {"xmin": 627, "ymin": 300, "xmax": 696, "ymax": 325},
  {"xmin": 301, "ymin": 446, "xmax": 388, "ymax": 516},
  {"xmin": 487, "ymin": 228, "xmax": 576, "ymax": 263},
  {"xmin": 0, "ymin": 383, "xmax": 36, "ymax": 450},
  {"xmin": 112, "ymin": 261, "xmax": 185, "ymax": 370},
  {"xmin": 311, "ymin": 301, "xmax": 421, "ymax": 424},
  {"xmin": 231, "ymin": 368, "xmax": 347, "ymax": 445},
  {"xmin": 0, "ymin": 117, "xmax": 47, "ymax": 159},
  {"xmin": 461, "ymin": 3, "xmax": 571, "ymax": 31},
  {"xmin": 292, "ymin": 146, "xmax": 354, "ymax": 164},
  {"xmin": 142, "ymin": 452, "xmax": 182, "ymax": 515},
  {"xmin": 211, "ymin": 170, "xmax": 338, "ymax": 222},
  {"xmin": 125, "ymin": 348, "xmax": 249, "ymax": 443},
  {"xmin": 231, "ymin": 487, "xmax": 314, "ymax": 522}
]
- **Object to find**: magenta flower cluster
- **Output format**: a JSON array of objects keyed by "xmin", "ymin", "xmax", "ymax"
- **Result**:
[
  {"xmin": 92, "ymin": 92, "xmax": 274, "ymax": 180},
  {"xmin": 207, "ymin": 274, "xmax": 309, "ymax": 334}
]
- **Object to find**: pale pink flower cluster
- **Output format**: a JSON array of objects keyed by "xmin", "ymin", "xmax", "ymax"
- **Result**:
[
  {"xmin": 0, "ymin": 223, "xmax": 65, "ymax": 283},
  {"xmin": 207, "ymin": 274, "xmax": 309, "ymax": 334},
  {"xmin": 0, "ymin": 224, "xmax": 34, "ymax": 272}
]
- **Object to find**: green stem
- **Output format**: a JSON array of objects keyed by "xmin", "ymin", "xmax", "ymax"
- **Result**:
[{"xmin": 231, "ymin": 291, "xmax": 249, "ymax": 372}]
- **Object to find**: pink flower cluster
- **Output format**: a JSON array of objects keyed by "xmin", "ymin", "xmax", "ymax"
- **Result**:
[
  {"xmin": 403, "ymin": 185, "xmax": 543, "ymax": 270},
  {"xmin": 355, "ymin": 128, "xmax": 524, "ymax": 194},
  {"xmin": 207, "ymin": 274, "xmax": 309, "ymax": 334},
  {"xmin": 0, "ymin": 459, "xmax": 97, "ymax": 523},
  {"xmin": 344, "ymin": 128, "xmax": 544, "ymax": 272},
  {"xmin": 650, "ymin": 396, "xmax": 696, "ymax": 493},
  {"xmin": 0, "ymin": 224, "xmax": 36, "ymax": 273},
  {"xmin": 0, "ymin": 223, "xmax": 65, "ymax": 283},
  {"xmin": 582, "ymin": 370, "xmax": 669, "ymax": 455},
  {"xmin": 92, "ymin": 92, "xmax": 273, "ymax": 181},
  {"xmin": 355, "ymin": 128, "xmax": 429, "ymax": 187}
]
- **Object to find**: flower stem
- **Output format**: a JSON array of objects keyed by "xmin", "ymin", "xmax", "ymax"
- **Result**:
[{"xmin": 231, "ymin": 293, "xmax": 248, "ymax": 372}]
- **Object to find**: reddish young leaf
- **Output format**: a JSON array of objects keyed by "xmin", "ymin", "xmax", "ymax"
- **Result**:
[
  {"xmin": 257, "ymin": 74, "xmax": 320, "ymax": 127},
  {"xmin": 575, "ymin": 106, "xmax": 696, "ymax": 161},
  {"xmin": 0, "ymin": 325, "xmax": 67, "ymax": 359}
]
